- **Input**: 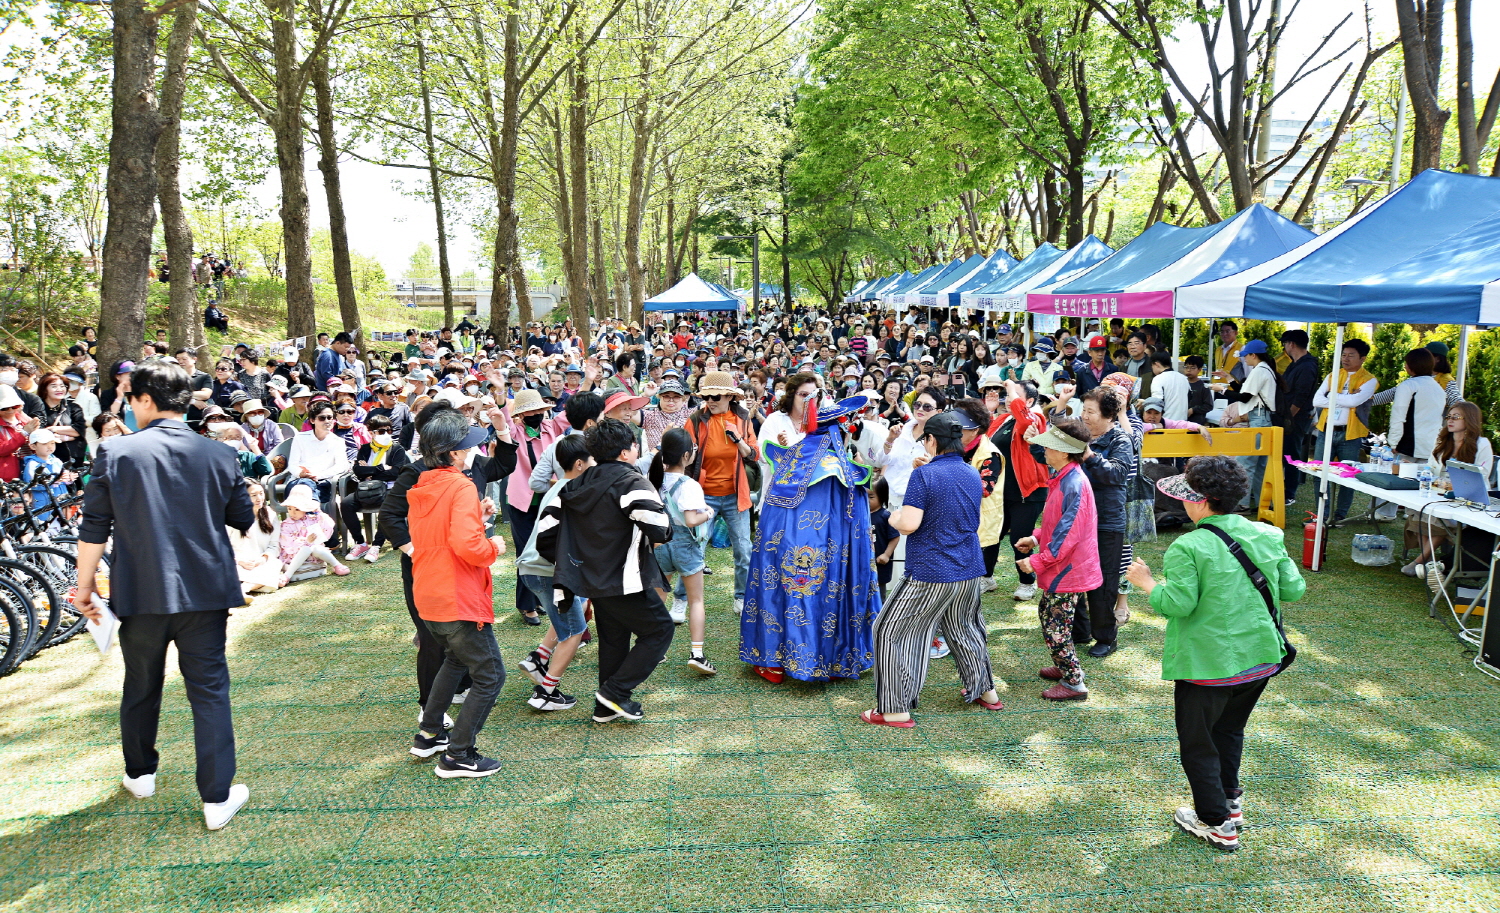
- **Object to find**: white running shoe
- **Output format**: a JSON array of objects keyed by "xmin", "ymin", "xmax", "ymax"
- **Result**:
[
  {"xmin": 669, "ymin": 598, "xmax": 688, "ymax": 625},
  {"xmin": 364, "ymin": 546, "xmax": 382, "ymax": 563},
  {"xmin": 734, "ymin": 597, "xmax": 745, "ymax": 615},
  {"xmin": 1013, "ymin": 583, "xmax": 1037, "ymax": 601},
  {"xmin": 1173, "ymin": 806, "xmax": 1239, "ymax": 851},
  {"xmin": 417, "ymin": 710, "xmax": 455, "ymax": 730},
  {"xmin": 122, "ymin": 773, "xmax": 155, "ymax": 799},
  {"xmin": 980, "ymin": 576, "xmax": 997, "ymax": 594},
  {"xmin": 204, "ymin": 784, "xmax": 249, "ymax": 831}
]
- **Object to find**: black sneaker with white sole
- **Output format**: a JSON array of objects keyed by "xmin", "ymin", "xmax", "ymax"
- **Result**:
[
  {"xmin": 410, "ymin": 729, "xmax": 450, "ymax": 759},
  {"xmin": 687, "ymin": 654, "xmax": 717, "ymax": 675},
  {"xmin": 591, "ymin": 700, "xmax": 623, "ymax": 723},
  {"xmin": 594, "ymin": 692, "xmax": 644, "ymax": 721},
  {"xmin": 435, "ymin": 750, "xmax": 501, "ymax": 778},
  {"xmin": 527, "ymin": 685, "xmax": 577, "ymax": 711},
  {"xmin": 518, "ymin": 651, "xmax": 550, "ymax": 686}
]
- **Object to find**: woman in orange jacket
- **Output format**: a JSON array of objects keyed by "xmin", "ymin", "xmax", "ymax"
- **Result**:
[{"xmin": 406, "ymin": 411, "xmax": 507, "ymax": 779}]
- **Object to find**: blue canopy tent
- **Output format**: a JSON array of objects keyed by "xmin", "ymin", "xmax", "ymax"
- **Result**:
[
  {"xmin": 643, "ymin": 273, "xmax": 744, "ymax": 312},
  {"xmin": 843, "ymin": 278, "xmax": 872, "ymax": 303},
  {"xmin": 959, "ymin": 244, "xmax": 1062, "ymax": 311},
  {"xmin": 1175, "ymin": 169, "xmax": 1500, "ymax": 567},
  {"xmin": 919, "ymin": 251, "xmax": 1019, "ymax": 308},
  {"xmin": 882, "ymin": 262, "xmax": 950, "ymax": 307},
  {"xmin": 863, "ymin": 272, "xmax": 909, "ymax": 302},
  {"xmin": 976, "ymin": 236, "xmax": 1115, "ymax": 313},
  {"xmin": 907, "ymin": 254, "xmax": 986, "ymax": 308}
]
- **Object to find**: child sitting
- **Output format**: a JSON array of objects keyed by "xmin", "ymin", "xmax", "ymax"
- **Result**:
[
  {"xmin": 649, "ymin": 427, "xmax": 716, "ymax": 674},
  {"xmin": 23, "ymin": 428, "xmax": 73, "ymax": 525},
  {"xmin": 277, "ymin": 484, "xmax": 349, "ymax": 585},
  {"xmin": 868, "ymin": 477, "xmax": 898, "ymax": 601}
]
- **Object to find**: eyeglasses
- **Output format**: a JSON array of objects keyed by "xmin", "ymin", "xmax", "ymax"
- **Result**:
[
  {"xmin": 337, "ymin": 409, "xmax": 356, "ymax": 415},
  {"xmin": 1445, "ymin": 414, "xmax": 1464, "ymax": 422},
  {"xmin": 913, "ymin": 402, "xmax": 938, "ymax": 413},
  {"xmin": 704, "ymin": 394, "xmax": 726, "ymax": 402},
  {"xmin": 314, "ymin": 415, "xmax": 335, "ymax": 422}
]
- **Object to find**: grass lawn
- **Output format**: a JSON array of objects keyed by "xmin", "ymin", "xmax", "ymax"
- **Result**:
[{"xmin": 2, "ymin": 488, "xmax": 1498, "ymax": 913}]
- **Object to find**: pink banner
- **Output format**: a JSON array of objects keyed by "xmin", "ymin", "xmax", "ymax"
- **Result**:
[{"xmin": 1025, "ymin": 289, "xmax": 1176, "ymax": 318}]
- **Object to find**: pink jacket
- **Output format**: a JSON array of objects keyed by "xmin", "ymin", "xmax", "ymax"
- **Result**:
[
  {"xmin": 1028, "ymin": 462, "xmax": 1102, "ymax": 594},
  {"xmin": 504, "ymin": 415, "xmax": 565, "ymax": 511},
  {"xmin": 278, "ymin": 510, "xmax": 335, "ymax": 564}
]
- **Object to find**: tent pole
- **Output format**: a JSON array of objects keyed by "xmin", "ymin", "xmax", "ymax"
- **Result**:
[
  {"xmin": 1172, "ymin": 318, "xmax": 1182, "ymax": 366},
  {"xmin": 1208, "ymin": 319, "xmax": 1217, "ymax": 374},
  {"xmin": 1456, "ymin": 325, "xmax": 1472, "ymax": 398},
  {"xmin": 1311, "ymin": 322, "xmax": 1344, "ymax": 572}
]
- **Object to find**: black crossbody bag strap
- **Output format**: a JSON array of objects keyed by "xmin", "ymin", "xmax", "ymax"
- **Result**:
[{"xmin": 1201, "ymin": 524, "xmax": 1297, "ymax": 673}]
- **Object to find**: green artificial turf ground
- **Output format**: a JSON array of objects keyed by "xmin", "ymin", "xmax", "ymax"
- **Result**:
[{"xmin": 2, "ymin": 490, "xmax": 1499, "ymax": 913}]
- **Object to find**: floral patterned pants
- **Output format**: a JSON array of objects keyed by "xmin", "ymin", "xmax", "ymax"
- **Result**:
[{"xmin": 1038, "ymin": 590, "xmax": 1086, "ymax": 686}]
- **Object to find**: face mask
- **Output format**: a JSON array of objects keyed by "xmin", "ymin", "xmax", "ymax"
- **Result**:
[
  {"xmin": 462, "ymin": 449, "xmax": 478, "ymax": 469},
  {"xmin": 465, "ymin": 385, "xmax": 479, "ymax": 395},
  {"xmin": 1038, "ymin": 354, "xmax": 1051, "ymax": 363},
  {"xmin": 523, "ymin": 412, "xmax": 544, "ymax": 429},
  {"xmin": 248, "ymin": 414, "xmax": 265, "ymax": 427},
  {"xmin": 0, "ymin": 371, "xmax": 17, "ymax": 385},
  {"xmin": 1008, "ymin": 357, "xmax": 1021, "ymax": 366},
  {"xmin": 373, "ymin": 433, "xmax": 392, "ymax": 446}
]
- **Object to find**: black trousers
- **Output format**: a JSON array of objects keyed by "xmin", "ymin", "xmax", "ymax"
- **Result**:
[
  {"xmin": 1076, "ymin": 527, "xmax": 1125, "ymax": 646},
  {"xmin": 592, "ymin": 590, "xmax": 674, "ymax": 704},
  {"xmin": 340, "ymin": 498, "xmax": 386, "ymax": 547},
  {"xmin": 999, "ymin": 498, "xmax": 1046, "ymax": 585},
  {"xmin": 506, "ymin": 502, "xmax": 540, "ymax": 616},
  {"xmin": 1282, "ymin": 410, "xmax": 1315, "ymax": 496},
  {"xmin": 420, "ymin": 621, "xmax": 504, "ymax": 756},
  {"xmin": 118, "ymin": 610, "xmax": 236, "ymax": 804},
  {"xmin": 1174, "ymin": 677, "xmax": 1270, "ymax": 826},
  {"xmin": 401, "ymin": 554, "xmax": 471, "ymax": 706}
]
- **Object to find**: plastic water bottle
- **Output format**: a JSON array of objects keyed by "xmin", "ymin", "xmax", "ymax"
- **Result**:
[{"xmin": 1417, "ymin": 464, "xmax": 1434, "ymax": 493}]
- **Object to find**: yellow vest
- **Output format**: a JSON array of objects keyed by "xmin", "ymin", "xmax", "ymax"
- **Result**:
[
  {"xmin": 1219, "ymin": 344, "xmax": 1240, "ymax": 378},
  {"xmin": 969, "ymin": 435, "xmax": 1005, "ymax": 548},
  {"xmin": 1317, "ymin": 367, "xmax": 1377, "ymax": 439}
]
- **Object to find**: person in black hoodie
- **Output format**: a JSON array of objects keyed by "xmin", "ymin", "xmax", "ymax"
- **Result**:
[
  {"xmin": 537, "ymin": 418, "xmax": 673, "ymax": 723},
  {"xmin": 1077, "ymin": 387, "xmax": 1133, "ymax": 658}
]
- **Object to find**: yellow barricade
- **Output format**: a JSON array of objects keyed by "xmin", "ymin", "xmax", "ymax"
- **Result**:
[{"xmin": 1141, "ymin": 427, "xmax": 1285, "ymax": 528}]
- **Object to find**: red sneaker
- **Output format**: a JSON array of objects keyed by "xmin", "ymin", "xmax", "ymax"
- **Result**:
[
  {"xmin": 859, "ymin": 709, "xmax": 914, "ymax": 728},
  {"xmin": 754, "ymin": 666, "xmax": 785, "ymax": 684},
  {"xmin": 1040, "ymin": 683, "xmax": 1088, "ymax": 701},
  {"xmin": 1038, "ymin": 667, "xmax": 1064, "ymax": 681}
]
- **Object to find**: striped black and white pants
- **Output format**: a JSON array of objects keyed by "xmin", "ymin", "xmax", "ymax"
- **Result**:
[{"xmin": 872, "ymin": 576, "xmax": 994, "ymax": 714}]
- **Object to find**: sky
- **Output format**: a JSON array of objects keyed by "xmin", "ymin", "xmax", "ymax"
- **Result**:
[{"xmin": 6, "ymin": 1, "xmax": 1500, "ymax": 278}]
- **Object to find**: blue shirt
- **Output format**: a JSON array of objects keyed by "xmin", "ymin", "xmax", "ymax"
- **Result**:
[{"xmin": 903, "ymin": 451, "xmax": 984, "ymax": 583}]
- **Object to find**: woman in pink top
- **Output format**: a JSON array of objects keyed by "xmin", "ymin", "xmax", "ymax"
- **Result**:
[{"xmin": 503, "ymin": 388, "xmax": 565, "ymax": 623}]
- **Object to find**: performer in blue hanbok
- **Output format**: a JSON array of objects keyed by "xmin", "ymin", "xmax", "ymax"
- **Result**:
[{"xmin": 741, "ymin": 391, "xmax": 882, "ymax": 683}]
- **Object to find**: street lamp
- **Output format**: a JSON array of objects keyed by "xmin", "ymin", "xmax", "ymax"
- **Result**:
[
  {"xmin": 716, "ymin": 233, "xmax": 759, "ymax": 315},
  {"xmin": 1340, "ymin": 176, "xmax": 1380, "ymax": 221}
]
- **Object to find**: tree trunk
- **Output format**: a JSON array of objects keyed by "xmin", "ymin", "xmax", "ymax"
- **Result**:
[
  {"xmin": 312, "ymin": 53, "xmax": 362, "ymax": 342},
  {"xmin": 511, "ymin": 258, "xmax": 532, "ymax": 328},
  {"xmin": 1454, "ymin": 0, "xmax": 1480, "ymax": 174},
  {"xmin": 474, "ymin": 16, "xmax": 509, "ymax": 341},
  {"xmin": 567, "ymin": 56, "xmax": 591, "ymax": 349},
  {"xmin": 591, "ymin": 213, "xmax": 606, "ymax": 336},
  {"xmin": 780, "ymin": 205, "xmax": 791, "ymax": 308},
  {"xmin": 1394, "ymin": 0, "xmax": 1449, "ymax": 173},
  {"xmin": 99, "ymin": 0, "xmax": 162, "ymax": 383},
  {"xmin": 549, "ymin": 111, "xmax": 575, "ymax": 304},
  {"xmin": 417, "ymin": 38, "xmax": 454, "ymax": 327},
  {"xmin": 156, "ymin": 1, "xmax": 206, "ymax": 367},
  {"xmin": 271, "ymin": 0, "xmax": 316, "ymax": 358},
  {"xmin": 624, "ymin": 91, "xmax": 651, "ymax": 325}
]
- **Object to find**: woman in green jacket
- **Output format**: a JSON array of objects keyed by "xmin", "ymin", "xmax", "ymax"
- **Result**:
[{"xmin": 1126, "ymin": 455, "xmax": 1305, "ymax": 853}]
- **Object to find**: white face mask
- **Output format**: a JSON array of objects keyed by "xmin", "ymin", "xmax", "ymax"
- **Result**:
[
  {"xmin": 248, "ymin": 414, "xmax": 266, "ymax": 427},
  {"xmin": 0, "ymin": 370, "xmax": 18, "ymax": 386},
  {"xmin": 373, "ymin": 433, "xmax": 393, "ymax": 446},
  {"xmin": 1008, "ymin": 356, "xmax": 1021, "ymax": 366},
  {"xmin": 463, "ymin": 448, "xmax": 478, "ymax": 469},
  {"xmin": 465, "ymin": 385, "xmax": 479, "ymax": 395},
  {"xmin": 1038, "ymin": 354, "xmax": 1051, "ymax": 363}
]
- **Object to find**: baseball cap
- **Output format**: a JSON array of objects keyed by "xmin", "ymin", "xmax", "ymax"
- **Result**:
[
  {"xmin": 1237, "ymin": 339, "xmax": 1269, "ymax": 357},
  {"xmin": 1088, "ymin": 335, "xmax": 1109, "ymax": 349}
]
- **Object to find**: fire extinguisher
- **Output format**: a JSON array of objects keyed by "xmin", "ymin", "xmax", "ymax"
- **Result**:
[{"xmin": 1302, "ymin": 511, "xmax": 1328, "ymax": 569}]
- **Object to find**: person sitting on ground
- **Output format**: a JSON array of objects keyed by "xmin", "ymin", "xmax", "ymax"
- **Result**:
[
  {"xmin": 1126, "ymin": 455, "xmax": 1304, "ymax": 853},
  {"xmin": 233, "ymin": 479, "xmax": 282, "ymax": 596},
  {"xmin": 276, "ymin": 484, "xmax": 348, "ymax": 585},
  {"xmin": 536, "ymin": 418, "xmax": 674, "ymax": 724},
  {"xmin": 406, "ymin": 409, "xmax": 507, "ymax": 778},
  {"xmin": 1015, "ymin": 418, "xmax": 1101, "ymax": 703},
  {"xmin": 516, "ymin": 434, "xmax": 595, "ymax": 713}
]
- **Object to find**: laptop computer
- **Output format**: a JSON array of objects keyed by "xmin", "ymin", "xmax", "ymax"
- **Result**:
[{"xmin": 1445, "ymin": 460, "xmax": 1500, "ymax": 508}]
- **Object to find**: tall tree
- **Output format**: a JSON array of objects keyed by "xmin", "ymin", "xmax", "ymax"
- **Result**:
[
  {"xmin": 156, "ymin": 0, "xmax": 207, "ymax": 363},
  {"xmin": 309, "ymin": 25, "xmax": 363, "ymax": 343},
  {"xmin": 1392, "ymin": 0, "xmax": 1447, "ymax": 174}
]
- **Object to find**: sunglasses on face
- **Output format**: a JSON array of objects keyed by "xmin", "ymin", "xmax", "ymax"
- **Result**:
[
  {"xmin": 315, "ymin": 415, "xmax": 335, "ymax": 422},
  {"xmin": 913, "ymin": 402, "xmax": 937, "ymax": 413},
  {"xmin": 704, "ymin": 394, "xmax": 726, "ymax": 402},
  {"xmin": 337, "ymin": 409, "xmax": 356, "ymax": 415}
]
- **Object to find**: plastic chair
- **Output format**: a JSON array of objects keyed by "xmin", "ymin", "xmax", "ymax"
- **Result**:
[{"xmin": 335, "ymin": 472, "xmax": 380, "ymax": 547}]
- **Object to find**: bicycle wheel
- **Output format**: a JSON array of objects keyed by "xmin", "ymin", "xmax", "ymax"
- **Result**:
[
  {"xmin": 13, "ymin": 547, "xmax": 85, "ymax": 649},
  {"xmin": 0, "ymin": 583, "xmax": 22, "ymax": 675},
  {"xmin": 0, "ymin": 574, "xmax": 38, "ymax": 675},
  {"xmin": 0, "ymin": 556, "xmax": 66, "ymax": 657}
]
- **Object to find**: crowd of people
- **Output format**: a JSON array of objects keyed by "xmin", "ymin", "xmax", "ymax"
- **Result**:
[{"xmin": 62, "ymin": 306, "xmax": 1480, "ymax": 849}]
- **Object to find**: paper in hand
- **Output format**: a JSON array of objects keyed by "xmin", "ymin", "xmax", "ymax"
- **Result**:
[{"xmin": 84, "ymin": 596, "xmax": 119, "ymax": 655}]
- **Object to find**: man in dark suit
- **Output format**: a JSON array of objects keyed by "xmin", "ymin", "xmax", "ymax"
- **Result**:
[{"xmin": 74, "ymin": 361, "xmax": 256, "ymax": 831}]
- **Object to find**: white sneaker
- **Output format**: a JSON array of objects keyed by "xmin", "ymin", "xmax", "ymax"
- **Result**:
[
  {"xmin": 364, "ymin": 546, "xmax": 382, "ymax": 563},
  {"xmin": 203, "ymin": 784, "xmax": 249, "ymax": 831},
  {"xmin": 928, "ymin": 636, "xmax": 950, "ymax": 660},
  {"xmin": 979, "ymin": 576, "xmax": 997, "ymax": 594},
  {"xmin": 1013, "ymin": 583, "xmax": 1037, "ymax": 601},
  {"xmin": 1173, "ymin": 805, "xmax": 1239, "ymax": 851},
  {"xmin": 734, "ymin": 597, "xmax": 745, "ymax": 615},
  {"xmin": 417, "ymin": 710, "xmax": 455, "ymax": 730},
  {"xmin": 122, "ymin": 773, "xmax": 155, "ymax": 799},
  {"xmin": 669, "ymin": 598, "xmax": 688, "ymax": 625},
  {"xmin": 452, "ymin": 690, "xmax": 468, "ymax": 705}
]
